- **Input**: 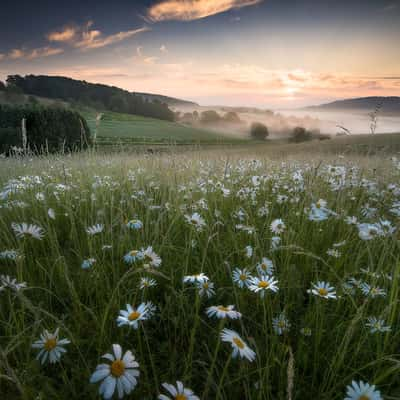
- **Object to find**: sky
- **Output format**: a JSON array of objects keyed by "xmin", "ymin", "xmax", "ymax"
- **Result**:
[{"xmin": 0, "ymin": 0, "xmax": 399, "ymax": 108}]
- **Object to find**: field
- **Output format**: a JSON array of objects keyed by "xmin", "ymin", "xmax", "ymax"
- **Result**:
[
  {"xmin": 0, "ymin": 144, "xmax": 399, "ymax": 400},
  {"xmin": 84, "ymin": 111, "xmax": 247, "ymax": 145}
]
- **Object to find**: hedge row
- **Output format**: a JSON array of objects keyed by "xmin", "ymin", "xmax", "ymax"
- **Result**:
[{"xmin": 0, "ymin": 105, "xmax": 91, "ymax": 153}]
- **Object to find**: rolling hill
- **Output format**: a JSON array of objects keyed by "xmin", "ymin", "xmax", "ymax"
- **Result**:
[{"xmin": 304, "ymin": 96, "xmax": 400, "ymax": 114}]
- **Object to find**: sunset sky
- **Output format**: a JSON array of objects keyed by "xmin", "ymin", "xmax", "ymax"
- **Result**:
[{"xmin": 0, "ymin": 0, "xmax": 399, "ymax": 108}]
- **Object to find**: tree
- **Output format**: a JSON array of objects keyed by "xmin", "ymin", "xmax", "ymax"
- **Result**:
[
  {"xmin": 200, "ymin": 110, "xmax": 221, "ymax": 123},
  {"xmin": 223, "ymin": 111, "xmax": 241, "ymax": 123},
  {"xmin": 0, "ymin": 81, "xmax": 5, "ymax": 91},
  {"xmin": 250, "ymin": 122, "xmax": 269, "ymax": 140},
  {"xmin": 291, "ymin": 126, "xmax": 313, "ymax": 143}
]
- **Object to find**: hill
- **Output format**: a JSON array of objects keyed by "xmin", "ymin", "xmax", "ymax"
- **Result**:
[
  {"xmin": 304, "ymin": 96, "xmax": 400, "ymax": 114},
  {"xmin": 134, "ymin": 92, "xmax": 198, "ymax": 107},
  {"xmin": 5, "ymin": 75, "xmax": 176, "ymax": 121}
]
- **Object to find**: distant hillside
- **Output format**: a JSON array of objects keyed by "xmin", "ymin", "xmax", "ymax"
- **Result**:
[
  {"xmin": 5, "ymin": 75, "xmax": 176, "ymax": 121},
  {"xmin": 305, "ymin": 97, "xmax": 400, "ymax": 114},
  {"xmin": 135, "ymin": 92, "xmax": 197, "ymax": 107}
]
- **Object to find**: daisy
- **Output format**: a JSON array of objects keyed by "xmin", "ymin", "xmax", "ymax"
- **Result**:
[
  {"xmin": 86, "ymin": 224, "xmax": 104, "ymax": 235},
  {"xmin": 0, "ymin": 250, "xmax": 21, "ymax": 261},
  {"xmin": 248, "ymin": 275, "xmax": 279, "ymax": 298},
  {"xmin": 90, "ymin": 344, "xmax": 140, "ymax": 399},
  {"xmin": 220, "ymin": 328, "xmax": 256, "ymax": 362},
  {"xmin": 244, "ymin": 245, "xmax": 253, "ymax": 258},
  {"xmin": 48, "ymin": 208, "xmax": 56, "ymax": 220},
  {"xmin": 365, "ymin": 317, "xmax": 391, "ymax": 334},
  {"xmin": 360, "ymin": 284, "xmax": 386, "ymax": 298},
  {"xmin": 158, "ymin": 381, "xmax": 199, "ymax": 400},
  {"xmin": 126, "ymin": 219, "xmax": 143, "ymax": 230},
  {"xmin": 0, "ymin": 275, "xmax": 26, "ymax": 291},
  {"xmin": 271, "ymin": 236, "xmax": 281, "ymax": 250},
  {"xmin": 117, "ymin": 302, "xmax": 155, "ymax": 329},
  {"xmin": 256, "ymin": 257, "xmax": 274, "ymax": 275},
  {"xmin": 270, "ymin": 218, "xmax": 285, "ymax": 234},
  {"xmin": 196, "ymin": 280, "xmax": 215, "ymax": 298},
  {"xmin": 32, "ymin": 328, "xmax": 70, "ymax": 365},
  {"xmin": 142, "ymin": 246, "xmax": 162, "ymax": 268},
  {"xmin": 123, "ymin": 250, "xmax": 143, "ymax": 265},
  {"xmin": 139, "ymin": 277, "xmax": 157, "ymax": 290},
  {"xmin": 357, "ymin": 223, "xmax": 382, "ymax": 241},
  {"xmin": 183, "ymin": 273, "xmax": 209, "ymax": 284},
  {"xmin": 344, "ymin": 380, "xmax": 382, "ymax": 400},
  {"xmin": 272, "ymin": 314, "xmax": 291, "ymax": 335},
  {"xmin": 12, "ymin": 222, "xmax": 44, "ymax": 240},
  {"xmin": 81, "ymin": 258, "xmax": 96, "ymax": 269},
  {"xmin": 206, "ymin": 305, "xmax": 242, "ymax": 320},
  {"xmin": 308, "ymin": 281, "xmax": 337, "ymax": 299},
  {"xmin": 232, "ymin": 268, "xmax": 252, "ymax": 288},
  {"xmin": 185, "ymin": 212, "xmax": 206, "ymax": 231}
]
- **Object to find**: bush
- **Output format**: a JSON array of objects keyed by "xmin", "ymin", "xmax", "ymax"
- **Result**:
[
  {"xmin": 223, "ymin": 111, "xmax": 241, "ymax": 123},
  {"xmin": 0, "ymin": 104, "xmax": 91, "ymax": 154},
  {"xmin": 250, "ymin": 122, "xmax": 269, "ymax": 140},
  {"xmin": 290, "ymin": 126, "xmax": 313, "ymax": 143}
]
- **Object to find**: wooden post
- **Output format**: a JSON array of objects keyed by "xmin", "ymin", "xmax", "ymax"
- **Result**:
[{"xmin": 21, "ymin": 118, "xmax": 27, "ymax": 153}]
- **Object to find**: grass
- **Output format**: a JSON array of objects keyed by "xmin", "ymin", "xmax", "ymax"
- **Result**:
[
  {"xmin": 0, "ymin": 147, "xmax": 399, "ymax": 399},
  {"xmin": 83, "ymin": 111, "xmax": 248, "ymax": 145}
]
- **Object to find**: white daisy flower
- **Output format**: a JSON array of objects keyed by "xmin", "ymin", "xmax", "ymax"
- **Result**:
[
  {"xmin": 307, "ymin": 281, "xmax": 337, "ymax": 299},
  {"xmin": 360, "ymin": 283, "xmax": 386, "ymax": 298},
  {"xmin": 344, "ymin": 380, "xmax": 382, "ymax": 400},
  {"xmin": 270, "ymin": 219, "xmax": 285, "ymax": 234},
  {"xmin": 139, "ymin": 277, "xmax": 157, "ymax": 290},
  {"xmin": 48, "ymin": 208, "xmax": 56, "ymax": 220},
  {"xmin": 142, "ymin": 246, "xmax": 162, "ymax": 268},
  {"xmin": 81, "ymin": 258, "xmax": 96, "ymax": 269},
  {"xmin": 183, "ymin": 273, "xmax": 209, "ymax": 284},
  {"xmin": 0, "ymin": 275, "xmax": 26, "ymax": 291},
  {"xmin": 365, "ymin": 317, "xmax": 391, "ymax": 334},
  {"xmin": 12, "ymin": 222, "xmax": 44, "ymax": 240},
  {"xmin": 272, "ymin": 314, "xmax": 291, "ymax": 335},
  {"xmin": 357, "ymin": 223, "xmax": 383, "ymax": 241},
  {"xmin": 126, "ymin": 219, "xmax": 143, "ymax": 230},
  {"xmin": 32, "ymin": 328, "xmax": 70, "ymax": 365},
  {"xmin": 86, "ymin": 224, "xmax": 104, "ymax": 235},
  {"xmin": 158, "ymin": 381, "xmax": 199, "ymax": 400},
  {"xmin": 244, "ymin": 245, "xmax": 253, "ymax": 258},
  {"xmin": 117, "ymin": 302, "xmax": 155, "ymax": 329},
  {"xmin": 256, "ymin": 257, "xmax": 274, "ymax": 275},
  {"xmin": 196, "ymin": 280, "xmax": 215, "ymax": 298},
  {"xmin": 90, "ymin": 344, "xmax": 140, "ymax": 399},
  {"xmin": 206, "ymin": 305, "xmax": 242, "ymax": 320},
  {"xmin": 220, "ymin": 328, "xmax": 256, "ymax": 362},
  {"xmin": 248, "ymin": 275, "xmax": 279, "ymax": 297},
  {"xmin": 232, "ymin": 268, "xmax": 253, "ymax": 288},
  {"xmin": 185, "ymin": 212, "xmax": 206, "ymax": 231}
]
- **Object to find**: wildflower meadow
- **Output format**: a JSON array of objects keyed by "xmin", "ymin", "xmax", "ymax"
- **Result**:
[{"xmin": 0, "ymin": 151, "xmax": 399, "ymax": 399}]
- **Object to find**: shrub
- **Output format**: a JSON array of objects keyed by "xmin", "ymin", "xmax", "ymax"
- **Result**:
[
  {"xmin": 223, "ymin": 111, "xmax": 241, "ymax": 123},
  {"xmin": 250, "ymin": 122, "xmax": 269, "ymax": 140},
  {"xmin": 0, "ymin": 104, "xmax": 91, "ymax": 154}
]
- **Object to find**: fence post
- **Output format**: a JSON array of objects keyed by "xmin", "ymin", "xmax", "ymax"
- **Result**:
[{"xmin": 21, "ymin": 118, "xmax": 27, "ymax": 154}]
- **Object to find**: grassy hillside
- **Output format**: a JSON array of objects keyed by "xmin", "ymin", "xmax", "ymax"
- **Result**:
[{"xmin": 83, "ymin": 111, "xmax": 248, "ymax": 145}]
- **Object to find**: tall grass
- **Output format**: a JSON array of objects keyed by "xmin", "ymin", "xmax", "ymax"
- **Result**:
[{"xmin": 0, "ymin": 150, "xmax": 399, "ymax": 399}]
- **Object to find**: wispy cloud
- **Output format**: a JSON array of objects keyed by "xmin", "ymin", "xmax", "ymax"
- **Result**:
[
  {"xmin": 74, "ymin": 26, "xmax": 150, "ymax": 50},
  {"xmin": 147, "ymin": 0, "xmax": 263, "ymax": 22},
  {"xmin": 4, "ymin": 46, "xmax": 64, "ymax": 61}
]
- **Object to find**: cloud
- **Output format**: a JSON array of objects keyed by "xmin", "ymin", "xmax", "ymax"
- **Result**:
[
  {"xmin": 147, "ymin": 0, "xmax": 263, "ymax": 22},
  {"xmin": 47, "ymin": 26, "xmax": 77, "ymax": 42},
  {"xmin": 74, "ymin": 26, "xmax": 150, "ymax": 50},
  {"xmin": 160, "ymin": 44, "xmax": 168, "ymax": 53},
  {"xmin": 4, "ymin": 47, "xmax": 64, "ymax": 60},
  {"xmin": 383, "ymin": 3, "xmax": 398, "ymax": 11}
]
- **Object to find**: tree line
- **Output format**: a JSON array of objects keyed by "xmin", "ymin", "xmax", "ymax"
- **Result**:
[{"xmin": 0, "ymin": 104, "xmax": 91, "ymax": 154}]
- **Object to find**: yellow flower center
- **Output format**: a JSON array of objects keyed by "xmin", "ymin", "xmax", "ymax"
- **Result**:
[
  {"xmin": 175, "ymin": 395, "xmax": 188, "ymax": 400},
  {"xmin": 260, "ymin": 263, "xmax": 267, "ymax": 270},
  {"xmin": 233, "ymin": 337, "xmax": 245, "ymax": 349},
  {"xmin": 258, "ymin": 281, "xmax": 269, "ymax": 288},
  {"xmin": 191, "ymin": 219, "xmax": 198, "ymax": 225},
  {"xmin": 239, "ymin": 274, "xmax": 247, "ymax": 281},
  {"xmin": 110, "ymin": 360, "xmax": 125, "ymax": 377},
  {"xmin": 128, "ymin": 311, "xmax": 141, "ymax": 321},
  {"xmin": 318, "ymin": 288, "xmax": 328, "ymax": 296},
  {"xmin": 44, "ymin": 338, "xmax": 57, "ymax": 351},
  {"xmin": 218, "ymin": 306, "xmax": 230, "ymax": 312},
  {"xmin": 278, "ymin": 321, "xmax": 285, "ymax": 328},
  {"xmin": 358, "ymin": 396, "xmax": 370, "ymax": 400},
  {"xmin": 203, "ymin": 282, "xmax": 209, "ymax": 289},
  {"xmin": 130, "ymin": 250, "xmax": 138, "ymax": 256}
]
